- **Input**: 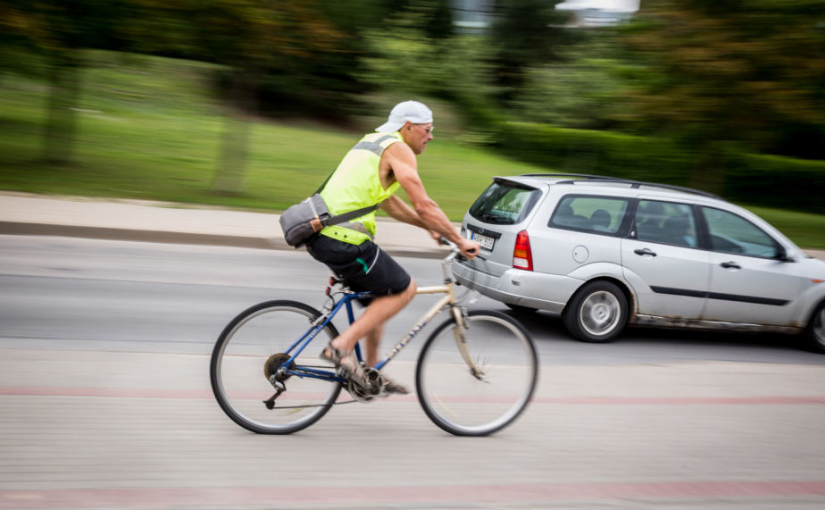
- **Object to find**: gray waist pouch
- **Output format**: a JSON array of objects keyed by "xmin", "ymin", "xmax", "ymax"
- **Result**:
[{"xmin": 279, "ymin": 194, "xmax": 330, "ymax": 248}]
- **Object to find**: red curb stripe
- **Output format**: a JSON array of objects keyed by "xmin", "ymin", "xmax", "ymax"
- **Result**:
[
  {"xmin": 1, "ymin": 386, "xmax": 825, "ymax": 405},
  {"xmin": 533, "ymin": 395, "xmax": 825, "ymax": 405},
  {"xmin": 1, "ymin": 480, "xmax": 824, "ymax": 509},
  {"xmin": 0, "ymin": 387, "xmax": 333, "ymax": 401},
  {"xmin": 0, "ymin": 386, "xmax": 214, "ymax": 399}
]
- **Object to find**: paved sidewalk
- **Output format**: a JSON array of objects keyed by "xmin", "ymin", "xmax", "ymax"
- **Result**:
[
  {"xmin": 0, "ymin": 192, "xmax": 449, "ymax": 258},
  {"xmin": 0, "ymin": 191, "xmax": 823, "ymax": 260},
  {"xmin": 1, "ymin": 349, "xmax": 825, "ymax": 509}
]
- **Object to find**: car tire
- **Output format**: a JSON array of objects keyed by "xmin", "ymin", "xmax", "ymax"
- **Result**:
[
  {"xmin": 506, "ymin": 303, "xmax": 537, "ymax": 314},
  {"xmin": 804, "ymin": 300, "xmax": 825, "ymax": 354},
  {"xmin": 563, "ymin": 280, "xmax": 628, "ymax": 343}
]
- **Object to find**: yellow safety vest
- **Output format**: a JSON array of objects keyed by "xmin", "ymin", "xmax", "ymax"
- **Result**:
[{"xmin": 319, "ymin": 132, "xmax": 403, "ymax": 245}]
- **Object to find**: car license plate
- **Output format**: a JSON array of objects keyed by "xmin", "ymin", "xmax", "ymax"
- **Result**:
[{"xmin": 471, "ymin": 231, "xmax": 495, "ymax": 250}]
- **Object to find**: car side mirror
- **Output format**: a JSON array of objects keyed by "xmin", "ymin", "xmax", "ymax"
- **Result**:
[{"xmin": 775, "ymin": 245, "xmax": 795, "ymax": 262}]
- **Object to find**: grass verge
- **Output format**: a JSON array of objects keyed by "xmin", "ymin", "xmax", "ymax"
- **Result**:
[{"xmin": 1, "ymin": 51, "xmax": 823, "ymax": 248}]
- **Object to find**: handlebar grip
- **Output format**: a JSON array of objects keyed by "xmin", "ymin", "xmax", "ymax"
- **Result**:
[{"xmin": 438, "ymin": 236, "xmax": 450, "ymax": 246}]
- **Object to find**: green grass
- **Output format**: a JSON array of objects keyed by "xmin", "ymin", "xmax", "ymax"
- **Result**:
[
  {"xmin": 1, "ymin": 51, "xmax": 823, "ymax": 249},
  {"xmin": 746, "ymin": 206, "xmax": 825, "ymax": 250},
  {"xmin": 0, "ymin": 52, "xmax": 545, "ymax": 214}
]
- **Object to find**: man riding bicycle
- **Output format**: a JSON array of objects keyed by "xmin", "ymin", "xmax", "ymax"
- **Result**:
[{"xmin": 305, "ymin": 100, "xmax": 480, "ymax": 394}]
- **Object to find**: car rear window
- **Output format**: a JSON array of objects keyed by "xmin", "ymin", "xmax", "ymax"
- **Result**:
[{"xmin": 469, "ymin": 181, "xmax": 541, "ymax": 225}]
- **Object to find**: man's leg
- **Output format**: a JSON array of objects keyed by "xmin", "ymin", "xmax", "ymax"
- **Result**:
[
  {"xmin": 330, "ymin": 279, "xmax": 416, "ymax": 355},
  {"xmin": 355, "ymin": 312, "xmax": 411, "ymax": 395},
  {"xmin": 364, "ymin": 325, "xmax": 384, "ymax": 369}
]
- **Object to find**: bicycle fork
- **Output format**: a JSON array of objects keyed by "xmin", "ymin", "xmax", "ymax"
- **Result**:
[
  {"xmin": 405, "ymin": 282, "xmax": 485, "ymax": 381},
  {"xmin": 450, "ymin": 304, "xmax": 486, "ymax": 381}
]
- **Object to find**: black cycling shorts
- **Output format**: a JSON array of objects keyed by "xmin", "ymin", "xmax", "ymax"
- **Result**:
[{"xmin": 307, "ymin": 235, "xmax": 411, "ymax": 297}]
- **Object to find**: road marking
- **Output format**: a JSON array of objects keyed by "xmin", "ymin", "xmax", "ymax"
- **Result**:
[
  {"xmin": 1, "ymin": 386, "xmax": 825, "ymax": 405},
  {"xmin": 1, "ymin": 480, "xmax": 824, "ymax": 509}
]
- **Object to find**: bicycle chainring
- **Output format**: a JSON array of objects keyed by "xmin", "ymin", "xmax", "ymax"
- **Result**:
[{"xmin": 346, "ymin": 367, "xmax": 384, "ymax": 403}]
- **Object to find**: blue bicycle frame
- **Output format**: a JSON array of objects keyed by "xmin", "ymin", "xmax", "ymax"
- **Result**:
[
  {"xmin": 278, "ymin": 289, "xmax": 372, "ymax": 383},
  {"xmin": 277, "ymin": 276, "xmax": 469, "ymax": 385}
]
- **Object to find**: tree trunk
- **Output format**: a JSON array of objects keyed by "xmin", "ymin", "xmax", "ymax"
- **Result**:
[
  {"xmin": 42, "ymin": 53, "xmax": 82, "ymax": 165},
  {"xmin": 211, "ymin": 69, "xmax": 257, "ymax": 195}
]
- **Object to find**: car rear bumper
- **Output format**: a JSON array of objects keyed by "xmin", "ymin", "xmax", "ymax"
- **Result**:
[{"xmin": 452, "ymin": 260, "xmax": 578, "ymax": 313}]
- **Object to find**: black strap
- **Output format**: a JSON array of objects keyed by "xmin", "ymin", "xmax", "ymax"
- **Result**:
[
  {"xmin": 313, "ymin": 169, "xmax": 382, "ymax": 227},
  {"xmin": 320, "ymin": 203, "xmax": 381, "ymax": 228},
  {"xmin": 314, "ymin": 139, "xmax": 386, "ymax": 228},
  {"xmin": 315, "ymin": 170, "xmax": 335, "ymax": 195},
  {"xmin": 313, "ymin": 170, "xmax": 382, "ymax": 227}
]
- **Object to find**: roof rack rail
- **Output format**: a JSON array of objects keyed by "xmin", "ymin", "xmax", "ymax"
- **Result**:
[{"xmin": 517, "ymin": 173, "xmax": 721, "ymax": 200}]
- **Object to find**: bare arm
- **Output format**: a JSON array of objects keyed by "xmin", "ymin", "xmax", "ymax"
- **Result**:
[
  {"xmin": 380, "ymin": 195, "xmax": 443, "ymax": 243},
  {"xmin": 383, "ymin": 143, "xmax": 479, "ymax": 257},
  {"xmin": 380, "ymin": 195, "xmax": 427, "ymax": 229}
]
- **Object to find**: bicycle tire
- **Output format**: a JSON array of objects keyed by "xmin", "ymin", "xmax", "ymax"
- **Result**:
[
  {"xmin": 210, "ymin": 300, "xmax": 342, "ymax": 434},
  {"xmin": 415, "ymin": 310, "xmax": 538, "ymax": 436}
]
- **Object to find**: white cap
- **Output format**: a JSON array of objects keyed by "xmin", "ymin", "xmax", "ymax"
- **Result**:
[{"xmin": 375, "ymin": 100, "xmax": 433, "ymax": 133}]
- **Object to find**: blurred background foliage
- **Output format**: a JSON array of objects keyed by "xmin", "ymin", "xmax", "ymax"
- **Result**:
[{"xmin": 0, "ymin": 0, "xmax": 824, "ymax": 230}]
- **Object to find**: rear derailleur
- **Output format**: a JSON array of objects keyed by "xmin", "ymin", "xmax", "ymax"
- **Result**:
[{"xmin": 262, "ymin": 353, "xmax": 294, "ymax": 410}]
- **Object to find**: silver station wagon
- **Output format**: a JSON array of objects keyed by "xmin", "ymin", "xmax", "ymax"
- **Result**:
[{"xmin": 452, "ymin": 174, "xmax": 825, "ymax": 352}]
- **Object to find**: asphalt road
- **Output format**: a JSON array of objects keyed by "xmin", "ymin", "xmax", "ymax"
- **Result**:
[
  {"xmin": 2, "ymin": 235, "xmax": 825, "ymax": 510},
  {"xmin": 1, "ymin": 234, "xmax": 822, "ymax": 366}
]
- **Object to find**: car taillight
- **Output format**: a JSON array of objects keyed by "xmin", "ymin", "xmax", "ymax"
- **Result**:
[{"xmin": 513, "ymin": 230, "xmax": 533, "ymax": 271}]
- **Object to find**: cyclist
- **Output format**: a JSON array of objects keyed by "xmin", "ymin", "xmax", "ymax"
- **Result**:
[{"xmin": 306, "ymin": 100, "xmax": 480, "ymax": 394}]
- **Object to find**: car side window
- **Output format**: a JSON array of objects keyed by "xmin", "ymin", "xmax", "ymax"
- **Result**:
[
  {"xmin": 549, "ymin": 195, "xmax": 629, "ymax": 235},
  {"xmin": 634, "ymin": 200, "xmax": 697, "ymax": 248},
  {"xmin": 700, "ymin": 207, "xmax": 781, "ymax": 258}
]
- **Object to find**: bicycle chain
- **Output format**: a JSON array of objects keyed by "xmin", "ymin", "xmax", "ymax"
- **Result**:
[
  {"xmin": 268, "ymin": 365, "xmax": 358, "ymax": 409},
  {"xmin": 266, "ymin": 399, "xmax": 357, "ymax": 410}
]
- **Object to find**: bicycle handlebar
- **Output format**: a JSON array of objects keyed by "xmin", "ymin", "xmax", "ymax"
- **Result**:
[{"xmin": 438, "ymin": 236, "xmax": 485, "ymax": 262}]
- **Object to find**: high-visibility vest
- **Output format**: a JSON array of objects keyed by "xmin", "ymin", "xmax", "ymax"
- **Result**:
[{"xmin": 319, "ymin": 132, "xmax": 403, "ymax": 245}]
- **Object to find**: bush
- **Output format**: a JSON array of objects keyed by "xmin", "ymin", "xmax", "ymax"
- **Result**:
[
  {"xmin": 494, "ymin": 122, "xmax": 824, "ymax": 214},
  {"xmin": 497, "ymin": 122, "xmax": 690, "ymax": 185},
  {"xmin": 722, "ymin": 153, "xmax": 825, "ymax": 214}
]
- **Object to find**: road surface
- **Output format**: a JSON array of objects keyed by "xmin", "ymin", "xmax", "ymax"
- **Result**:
[{"xmin": 1, "ymin": 235, "xmax": 824, "ymax": 510}]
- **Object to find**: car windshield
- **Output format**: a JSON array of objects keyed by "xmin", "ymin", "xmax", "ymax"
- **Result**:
[{"xmin": 468, "ymin": 181, "xmax": 541, "ymax": 225}]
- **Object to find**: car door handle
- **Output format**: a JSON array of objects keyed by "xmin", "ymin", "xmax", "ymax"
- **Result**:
[
  {"xmin": 721, "ymin": 261, "xmax": 741, "ymax": 269},
  {"xmin": 634, "ymin": 248, "xmax": 657, "ymax": 257}
]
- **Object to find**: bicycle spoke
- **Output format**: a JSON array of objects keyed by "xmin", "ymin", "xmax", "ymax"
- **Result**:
[
  {"xmin": 211, "ymin": 301, "xmax": 342, "ymax": 434},
  {"xmin": 416, "ymin": 311, "xmax": 538, "ymax": 436}
]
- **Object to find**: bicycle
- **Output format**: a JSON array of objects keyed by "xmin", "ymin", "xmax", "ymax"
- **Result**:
[{"xmin": 210, "ymin": 241, "xmax": 539, "ymax": 436}]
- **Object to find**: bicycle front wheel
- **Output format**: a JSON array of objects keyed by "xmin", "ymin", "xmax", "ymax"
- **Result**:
[
  {"xmin": 210, "ymin": 300, "xmax": 342, "ymax": 434},
  {"xmin": 416, "ymin": 310, "xmax": 538, "ymax": 436}
]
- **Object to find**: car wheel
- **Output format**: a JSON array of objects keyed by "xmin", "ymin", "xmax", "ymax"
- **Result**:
[
  {"xmin": 805, "ymin": 301, "xmax": 825, "ymax": 354},
  {"xmin": 506, "ymin": 303, "xmax": 537, "ymax": 314},
  {"xmin": 563, "ymin": 281, "xmax": 628, "ymax": 343}
]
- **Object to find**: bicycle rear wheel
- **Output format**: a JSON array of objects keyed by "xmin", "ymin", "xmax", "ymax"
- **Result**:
[
  {"xmin": 210, "ymin": 300, "xmax": 342, "ymax": 434},
  {"xmin": 416, "ymin": 310, "xmax": 538, "ymax": 436}
]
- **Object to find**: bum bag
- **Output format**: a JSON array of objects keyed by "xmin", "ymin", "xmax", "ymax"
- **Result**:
[{"xmin": 279, "ymin": 194, "xmax": 380, "ymax": 248}]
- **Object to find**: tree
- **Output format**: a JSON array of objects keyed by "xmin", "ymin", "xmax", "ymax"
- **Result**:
[
  {"xmin": 0, "ymin": 0, "xmax": 137, "ymax": 164},
  {"xmin": 490, "ymin": 0, "xmax": 574, "ymax": 103},
  {"xmin": 188, "ymin": 0, "xmax": 341, "ymax": 194},
  {"xmin": 622, "ymin": 0, "xmax": 825, "ymax": 189},
  {"xmin": 362, "ymin": 3, "xmax": 499, "ymax": 133},
  {"xmin": 511, "ymin": 29, "xmax": 635, "ymax": 130},
  {"xmin": 0, "ymin": 2, "xmax": 44, "ymax": 78}
]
